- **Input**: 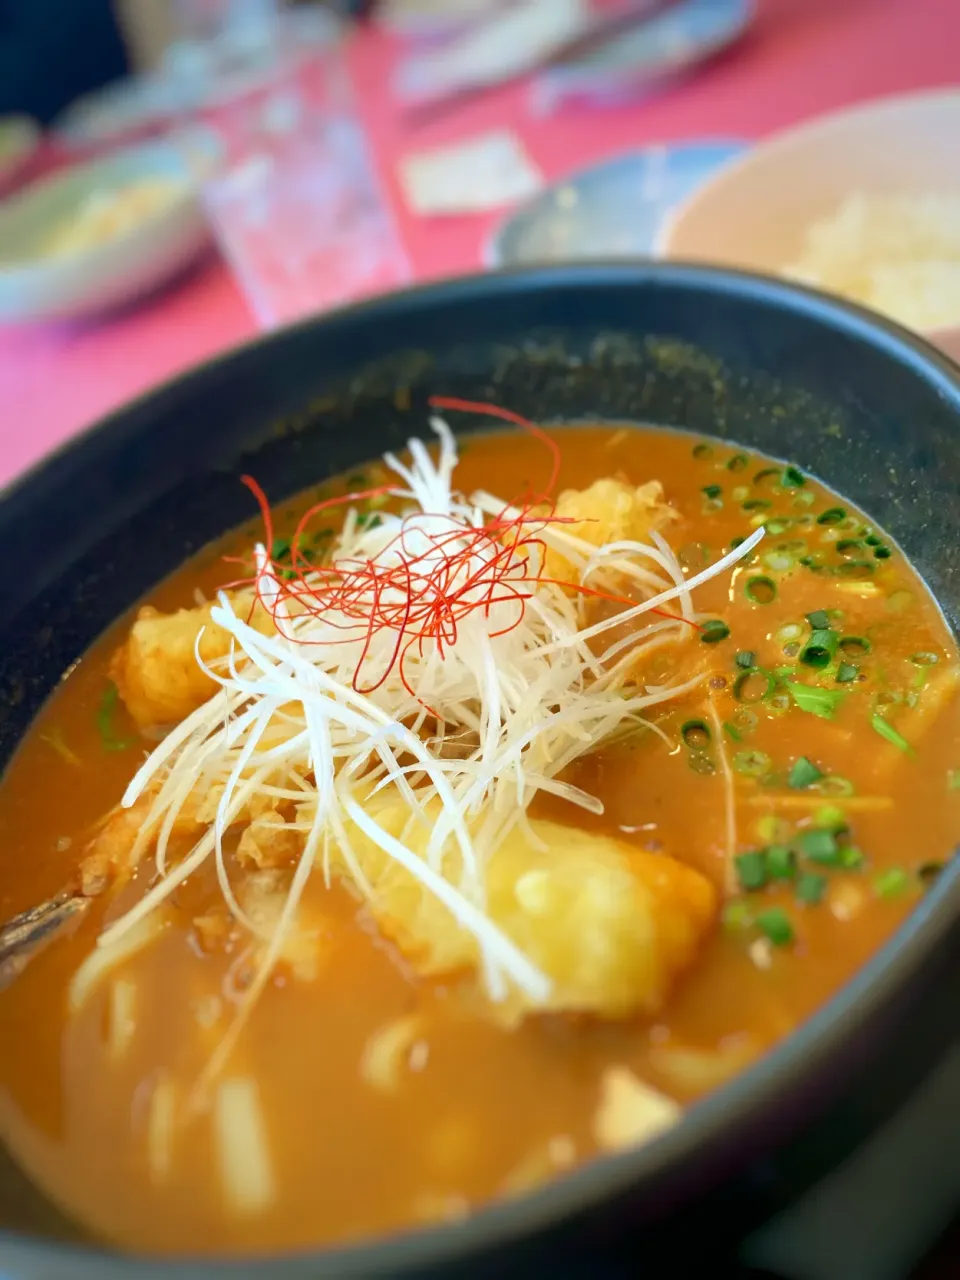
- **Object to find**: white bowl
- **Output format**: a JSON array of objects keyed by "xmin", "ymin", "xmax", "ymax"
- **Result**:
[
  {"xmin": 0, "ymin": 142, "xmax": 210, "ymax": 324},
  {"xmin": 657, "ymin": 88, "xmax": 960, "ymax": 363}
]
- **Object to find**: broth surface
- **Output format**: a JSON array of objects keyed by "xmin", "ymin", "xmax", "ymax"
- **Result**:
[{"xmin": 0, "ymin": 423, "xmax": 958, "ymax": 1255}]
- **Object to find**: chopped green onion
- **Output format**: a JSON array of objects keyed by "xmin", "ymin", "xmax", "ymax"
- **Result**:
[
  {"xmin": 723, "ymin": 721, "xmax": 743, "ymax": 742},
  {"xmin": 874, "ymin": 867, "xmax": 909, "ymax": 899},
  {"xmin": 754, "ymin": 467, "xmax": 780, "ymax": 486},
  {"xmin": 910, "ymin": 651, "xmax": 939, "ymax": 666},
  {"xmin": 727, "ymin": 453, "xmax": 749, "ymax": 472},
  {"xmin": 836, "ymin": 662, "xmax": 859, "ymax": 683},
  {"xmin": 681, "ymin": 719, "xmax": 711, "ymax": 750},
  {"xmin": 735, "ymin": 851, "xmax": 768, "ymax": 891},
  {"xmin": 271, "ymin": 536, "xmax": 292, "ymax": 561},
  {"xmin": 836, "ymin": 560, "xmax": 875, "ymax": 579},
  {"xmin": 730, "ymin": 536, "xmax": 746, "ymax": 549},
  {"xmin": 764, "ymin": 550, "xmax": 795, "ymax": 572},
  {"xmin": 796, "ymin": 873, "xmax": 827, "ymax": 905},
  {"xmin": 814, "ymin": 804, "xmax": 846, "ymax": 830},
  {"xmin": 871, "ymin": 712, "xmax": 914, "ymax": 757},
  {"xmin": 734, "ymin": 749, "xmax": 773, "ymax": 778},
  {"xmin": 819, "ymin": 774, "xmax": 855, "ymax": 797},
  {"xmin": 839, "ymin": 636, "xmax": 871, "ymax": 657},
  {"xmin": 885, "ymin": 589, "xmax": 915, "ymax": 614},
  {"xmin": 789, "ymin": 756, "xmax": 823, "ymax": 789},
  {"xmin": 785, "ymin": 682, "xmax": 846, "ymax": 719},
  {"xmin": 702, "ymin": 484, "xmax": 722, "ymax": 500},
  {"xmin": 948, "ymin": 769, "xmax": 960, "ymax": 791},
  {"xmin": 798, "ymin": 829, "xmax": 840, "ymax": 864},
  {"xmin": 756, "ymin": 815, "xmax": 791, "ymax": 843},
  {"xmin": 765, "ymin": 518, "xmax": 793, "ymax": 535},
  {"xmin": 874, "ymin": 546, "xmax": 892, "ymax": 560},
  {"xmin": 817, "ymin": 507, "xmax": 847, "ymax": 525},
  {"xmin": 755, "ymin": 907, "xmax": 795, "ymax": 946},
  {"xmin": 800, "ymin": 628, "xmax": 840, "ymax": 668},
  {"xmin": 764, "ymin": 844, "xmax": 796, "ymax": 880},
  {"xmin": 806, "ymin": 609, "xmax": 830, "ymax": 630},
  {"xmin": 745, "ymin": 575, "xmax": 777, "ymax": 604},
  {"xmin": 743, "ymin": 499, "xmax": 772, "ymax": 512},
  {"xmin": 735, "ymin": 650, "xmax": 757, "ymax": 669},
  {"xmin": 722, "ymin": 900, "xmax": 753, "ymax": 930},
  {"xmin": 782, "ymin": 465, "xmax": 805, "ymax": 488},
  {"xmin": 689, "ymin": 754, "xmax": 717, "ymax": 776},
  {"xmin": 693, "ymin": 443, "xmax": 714, "ymax": 460},
  {"xmin": 776, "ymin": 623, "xmax": 804, "ymax": 645},
  {"xmin": 836, "ymin": 538, "xmax": 865, "ymax": 555},
  {"xmin": 734, "ymin": 670, "xmax": 775, "ymax": 704},
  {"xmin": 700, "ymin": 619, "xmax": 731, "ymax": 644},
  {"xmin": 793, "ymin": 490, "xmax": 816, "ymax": 507},
  {"xmin": 733, "ymin": 707, "xmax": 759, "ymax": 736},
  {"xmin": 96, "ymin": 683, "xmax": 136, "ymax": 753},
  {"xmin": 840, "ymin": 845, "xmax": 865, "ymax": 870}
]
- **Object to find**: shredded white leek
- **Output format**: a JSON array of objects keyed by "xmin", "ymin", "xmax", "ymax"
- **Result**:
[
  {"xmin": 96, "ymin": 417, "xmax": 762, "ymax": 1084},
  {"xmin": 214, "ymin": 1077, "xmax": 276, "ymax": 1215}
]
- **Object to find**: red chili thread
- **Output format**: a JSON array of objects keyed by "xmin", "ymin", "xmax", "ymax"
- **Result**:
[
  {"xmin": 428, "ymin": 395, "xmax": 561, "ymax": 499},
  {"xmin": 234, "ymin": 410, "xmax": 700, "ymax": 698}
]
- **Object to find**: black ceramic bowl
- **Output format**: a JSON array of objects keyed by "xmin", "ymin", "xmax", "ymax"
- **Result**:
[{"xmin": 2, "ymin": 263, "xmax": 960, "ymax": 1280}]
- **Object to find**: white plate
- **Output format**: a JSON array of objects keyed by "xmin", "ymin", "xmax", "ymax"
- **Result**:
[
  {"xmin": 487, "ymin": 140, "xmax": 746, "ymax": 267},
  {"xmin": 0, "ymin": 143, "xmax": 210, "ymax": 324}
]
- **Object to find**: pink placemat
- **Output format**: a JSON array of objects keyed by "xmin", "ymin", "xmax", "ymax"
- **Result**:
[{"xmin": 1, "ymin": 0, "xmax": 958, "ymax": 488}]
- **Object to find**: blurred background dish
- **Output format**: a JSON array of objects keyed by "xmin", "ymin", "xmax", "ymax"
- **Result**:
[
  {"xmin": 657, "ymin": 88, "xmax": 960, "ymax": 363},
  {"xmin": 0, "ymin": 141, "xmax": 209, "ymax": 324},
  {"xmin": 532, "ymin": 0, "xmax": 756, "ymax": 111},
  {"xmin": 487, "ymin": 139, "xmax": 745, "ymax": 267},
  {"xmin": 376, "ymin": 0, "xmax": 512, "ymax": 41},
  {"xmin": 0, "ymin": 117, "xmax": 40, "ymax": 188}
]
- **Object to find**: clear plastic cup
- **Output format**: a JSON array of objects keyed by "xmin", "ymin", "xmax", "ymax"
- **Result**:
[{"xmin": 171, "ymin": 8, "xmax": 410, "ymax": 328}]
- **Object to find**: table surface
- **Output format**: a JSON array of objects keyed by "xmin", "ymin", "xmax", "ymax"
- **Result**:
[
  {"xmin": 0, "ymin": 2, "xmax": 958, "ymax": 1275},
  {"xmin": 0, "ymin": 0, "xmax": 957, "ymax": 490}
]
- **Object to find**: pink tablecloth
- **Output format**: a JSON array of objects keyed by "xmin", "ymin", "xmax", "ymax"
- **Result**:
[{"xmin": 0, "ymin": 0, "xmax": 956, "ymax": 488}]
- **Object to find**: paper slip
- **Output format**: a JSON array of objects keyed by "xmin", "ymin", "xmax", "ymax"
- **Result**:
[{"xmin": 399, "ymin": 130, "xmax": 543, "ymax": 216}]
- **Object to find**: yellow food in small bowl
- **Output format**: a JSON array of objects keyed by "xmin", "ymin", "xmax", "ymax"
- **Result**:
[{"xmin": 41, "ymin": 177, "xmax": 185, "ymax": 260}]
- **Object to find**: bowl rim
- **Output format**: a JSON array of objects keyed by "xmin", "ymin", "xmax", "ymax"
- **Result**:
[
  {"xmin": 0, "ymin": 141, "xmax": 200, "ymax": 281},
  {"xmin": 1, "ymin": 260, "xmax": 959, "ymax": 1277}
]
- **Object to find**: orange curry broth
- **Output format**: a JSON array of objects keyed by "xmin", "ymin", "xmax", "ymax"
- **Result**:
[{"xmin": 0, "ymin": 424, "xmax": 958, "ymax": 1256}]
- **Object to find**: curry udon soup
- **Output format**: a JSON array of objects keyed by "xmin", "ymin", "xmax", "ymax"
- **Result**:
[{"xmin": 0, "ymin": 409, "xmax": 958, "ymax": 1257}]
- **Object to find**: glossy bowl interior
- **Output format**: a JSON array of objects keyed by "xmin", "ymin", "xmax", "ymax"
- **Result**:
[
  {"xmin": 657, "ymin": 89, "xmax": 960, "ymax": 364},
  {"xmin": 1, "ymin": 264, "xmax": 960, "ymax": 1278}
]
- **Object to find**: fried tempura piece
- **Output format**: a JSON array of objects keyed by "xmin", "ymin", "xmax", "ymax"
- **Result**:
[
  {"xmin": 111, "ymin": 594, "xmax": 274, "ymax": 730},
  {"xmin": 543, "ymin": 478, "xmax": 678, "ymax": 582},
  {"xmin": 77, "ymin": 791, "xmax": 204, "ymax": 895},
  {"xmin": 339, "ymin": 801, "xmax": 716, "ymax": 1022}
]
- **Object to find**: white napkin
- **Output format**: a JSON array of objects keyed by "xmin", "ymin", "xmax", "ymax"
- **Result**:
[{"xmin": 399, "ymin": 129, "xmax": 543, "ymax": 216}]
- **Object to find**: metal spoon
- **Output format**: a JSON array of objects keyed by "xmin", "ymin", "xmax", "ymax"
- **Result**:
[{"xmin": 0, "ymin": 893, "xmax": 90, "ymax": 992}]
